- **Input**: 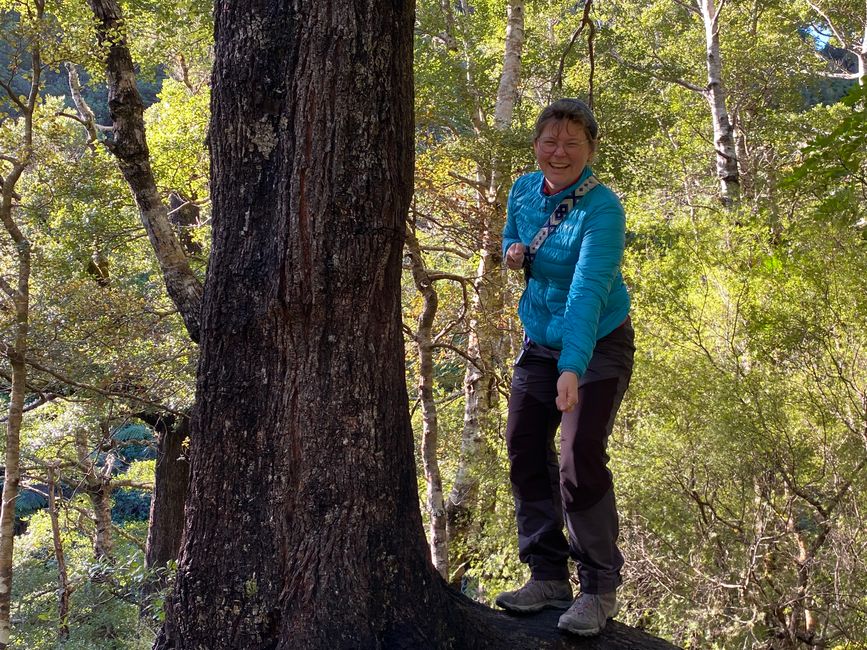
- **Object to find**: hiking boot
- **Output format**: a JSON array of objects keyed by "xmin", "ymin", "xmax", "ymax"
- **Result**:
[
  {"xmin": 495, "ymin": 578, "xmax": 573, "ymax": 613},
  {"xmin": 557, "ymin": 591, "xmax": 619, "ymax": 636}
]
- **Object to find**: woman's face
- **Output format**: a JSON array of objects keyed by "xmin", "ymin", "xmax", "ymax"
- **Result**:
[{"xmin": 533, "ymin": 119, "xmax": 592, "ymax": 193}]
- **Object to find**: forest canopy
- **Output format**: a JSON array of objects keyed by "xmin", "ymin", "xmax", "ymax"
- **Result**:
[{"xmin": 1, "ymin": 0, "xmax": 866, "ymax": 648}]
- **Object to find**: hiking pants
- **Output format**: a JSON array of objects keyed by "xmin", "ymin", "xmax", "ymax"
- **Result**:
[{"xmin": 505, "ymin": 319, "xmax": 634, "ymax": 594}]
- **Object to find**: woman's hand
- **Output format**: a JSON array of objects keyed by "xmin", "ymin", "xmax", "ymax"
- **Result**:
[
  {"xmin": 505, "ymin": 243, "xmax": 526, "ymax": 270},
  {"xmin": 556, "ymin": 371, "xmax": 579, "ymax": 412}
]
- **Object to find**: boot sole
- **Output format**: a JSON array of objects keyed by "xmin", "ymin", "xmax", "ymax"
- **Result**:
[
  {"xmin": 557, "ymin": 621, "xmax": 604, "ymax": 636},
  {"xmin": 495, "ymin": 598, "xmax": 573, "ymax": 614},
  {"xmin": 557, "ymin": 602, "xmax": 620, "ymax": 635}
]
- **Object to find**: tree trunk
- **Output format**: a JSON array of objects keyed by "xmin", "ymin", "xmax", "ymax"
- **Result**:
[
  {"xmin": 0, "ymin": 254, "xmax": 28, "ymax": 650},
  {"xmin": 142, "ymin": 414, "xmax": 190, "ymax": 574},
  {"xmin": 0, "ymin": 20, "xmax": 39, "ymax": 646},
  {"xmin": 47, "ymin": 465, "xmax": 71, "ymax": 643},
  {"xmin": 75, "ymin": 423, "xmax": 114, "ymax": 561},
  {"xmin": 86, "ymin": 0, "xmax": 203, "ymax": 342},
  {"xmin": 447, "ymin": 0, "xmax": 525, "ymax": 566},
  {"xmin": 696, "ymin": 0, "xmax": 740, "ymax": 206},
  {"xmin": 405, "ymin": 229, "xmax": 449, "ymax": 578},
  {"xmin": 154, "ymin": 1, "xmax": 463, "ymax": 646},
  {"xmin": 493, "ymin": 1, "xmax": 525, "ymax": 131}
]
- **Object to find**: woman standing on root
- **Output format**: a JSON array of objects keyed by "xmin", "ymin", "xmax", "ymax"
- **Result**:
[{"xmin": 495, "ymin": 98, "xmax": 634, "ymax": 637}]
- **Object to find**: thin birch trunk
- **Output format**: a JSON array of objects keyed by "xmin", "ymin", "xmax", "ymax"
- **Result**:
[
  {"xmin": 447, "ymin": 0, "xmax": 525, "ymax": 563},
  {"xmin": 696, "ymin": 0, "xmax": 740, "ymax": 206},
  {"xmin": 405, "ymin": 229, "xmax": 448, "ymax": 578},
  {"xmin": 0, "ymin": 16, "xmax": 40, "ymax": 645},
  {"xmin": 74, "ymin": 423, "xmax": 114, "ymax": 561},
  {"xmin": 0, "ymin": 242, "xmax": 29, "ymax": 650},
  {"xmin": 85, "ymin": 0, "xmax": 203, "ymax": 342},
  {"xmin": 860, "ymin": 19, "xmax": 866, "ymax": 86},
  {"xmin": 47, "ymin": 465, "xmax": 71, "ymax": 643}
]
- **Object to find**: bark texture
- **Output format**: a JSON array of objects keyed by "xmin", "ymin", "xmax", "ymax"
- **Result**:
[
  {"xmin": 155, "ymin": 0, "xmax": 466, "ymax": 646},
  {"xmin": 142, "ymin": 414, "xmax": 190, "ymax": 574},
  {"xmin": 86, "ymin": 0, "xmax": 203, "ymax": 342},
  {"xmin": 696, "ymin": 0, "xmax": 740, "ymax": 206}
]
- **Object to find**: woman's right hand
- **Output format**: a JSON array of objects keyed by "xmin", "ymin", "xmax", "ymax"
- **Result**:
[{"xmin": 505, "ymin": 243, "xmax": 526, "ymax": 270}]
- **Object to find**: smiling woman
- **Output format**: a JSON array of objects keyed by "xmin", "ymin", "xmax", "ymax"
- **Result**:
[{"xmin": 498, "ymin": 98, "xmax": 634, "ymax": 638}]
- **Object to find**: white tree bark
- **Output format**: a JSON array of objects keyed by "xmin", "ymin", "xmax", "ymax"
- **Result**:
[
  {"xmin": 86, "ymin": 0, "xmax": 204, "ymax": 342},
  {"xmin": 494, "ymin": 0, "xmax": 525, "ymax": 130},
  {"xmin": 447, "ymin": 0, "xmax": 525, "ymax": 569},
  {"xmin": 697, "ymin": 0, "xmax": 740, "ymax": 206},
  {"xmin": 405, "ymin": 230, "xmax": 449, "ymax": 578}
]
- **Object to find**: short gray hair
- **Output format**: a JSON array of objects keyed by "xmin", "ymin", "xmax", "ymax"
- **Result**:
[{"xmin": 533, "ymin": 99, "xmax": 598, "ymax": 149}]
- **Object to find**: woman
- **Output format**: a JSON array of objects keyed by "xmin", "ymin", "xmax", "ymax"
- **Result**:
[{"xmin": 495, "ymin": 98, "xmax": 634, "ymax": 637}]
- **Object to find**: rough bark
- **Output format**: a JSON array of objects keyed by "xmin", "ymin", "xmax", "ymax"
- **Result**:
[
  {"xmin": 47, "ymin": 465, "xmax": 71, "ymax": 643},
  {"xmin": 154, "ymin": 0, "xmax": 462, "ymax": 645},
  {"xmin": 405, "ymin": 229, "xmax": 448, "ymax": 578},
  {"xmin": 86, "ymin": 0, "xmax": 203, "ymax": 342},
  {"xmin": 0, "ymin": 17, "xmax": 39, "ymax": 645},
  {"xmin": 141, "ymin": 413, "xmax": 190, "ymax": 574},
  {"xmin": 696, "ymin": 0, "xmax": 740, "ymax": 206}
]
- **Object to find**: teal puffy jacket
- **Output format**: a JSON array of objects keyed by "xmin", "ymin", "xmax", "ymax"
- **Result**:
[{"xmin": 502, "ymin": 167, "xmax": 630, "ymax": 377}]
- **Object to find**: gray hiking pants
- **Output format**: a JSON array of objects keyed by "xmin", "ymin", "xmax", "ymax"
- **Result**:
[{"xmin": 505, "ymin": 319, "xmax": 634, "ymax": 594}]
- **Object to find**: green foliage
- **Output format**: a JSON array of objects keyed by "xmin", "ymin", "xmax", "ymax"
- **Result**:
[
  {"xmin": 111, "ymin": 489, "xmax": 151, "ymax": 524},
  {"xmin": 13, "ymin": 515, "xmax": 157, "ymax": 649}
]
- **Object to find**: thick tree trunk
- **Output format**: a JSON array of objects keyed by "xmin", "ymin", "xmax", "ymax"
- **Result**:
[
  {"xmin": 86, "ymin": 0, "xmax": 203, "ymax": 342},
  {"xmin": 154, "ymin": 1, "xmax": 463, "ymax": 646},
  {"xmin": 697, "ymin": 0, "xmax": 740, "ymax": 206},
  {"xmin": 142, "ymin": 414, "xmax": 190, "ymax": 575}
]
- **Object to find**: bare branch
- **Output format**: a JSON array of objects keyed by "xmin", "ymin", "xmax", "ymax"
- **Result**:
[
  {"xmin": 608, "ymin": 48, "xmax": 706, "ymax": 94},
  {"xmin": 806, "ymin": 1, "xmax": 850, "ymax": 50},
  {"xmin": 0, "ymin": 341, "xmax": 186, "ymax": 417},
  {"xmin": 430, "ymin": 342, "xmax": 478, "ymax": 366},
  {"xmin": 447, "ymin": 171, "xmax": 489, "ymax": 194},
  {"xmin": 419, "ymin": 245, "xmax": 473, "ymax": 260}
]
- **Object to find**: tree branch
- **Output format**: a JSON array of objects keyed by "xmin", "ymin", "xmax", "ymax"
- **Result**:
[
  {"xmin": 0, "ymin": 341, "xmax": 186, "ymax": 417},
  {"xmin": 608, "ymin": 48, "xmax": 706, "ymax": 94},
  {"xmin": 805, "ymin": 1, "xmax": 850, "ymax": 50}
]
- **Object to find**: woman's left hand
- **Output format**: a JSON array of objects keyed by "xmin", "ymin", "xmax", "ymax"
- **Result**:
[{"xmin": 556, "ymin": 371, "xmax": 579, "ymax": 412}]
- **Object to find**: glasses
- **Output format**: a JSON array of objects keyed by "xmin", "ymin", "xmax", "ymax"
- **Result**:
[{"xmin": 536, "ymin": 138, "xmax": 589, "ymax": 154}]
